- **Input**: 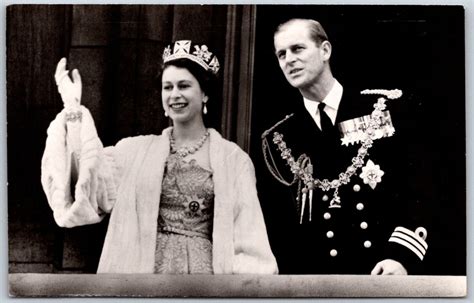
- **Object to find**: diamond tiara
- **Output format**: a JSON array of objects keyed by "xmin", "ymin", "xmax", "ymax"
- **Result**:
[{"xmin": 162, "ymin": 40, "xmax": 220, "ymax": 75}]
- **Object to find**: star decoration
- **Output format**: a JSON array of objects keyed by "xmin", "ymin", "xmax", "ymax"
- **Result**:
[
  {"xmin": 359, "ymin": 159, "xmax": 384, "ymax": 189},
  {"xmin": 183, "ymin": 195, "xmax": 205, "ymax": 217},
  {"xmin": 341, "ymin": 136, "xmax": 351, "ymax": 146}
]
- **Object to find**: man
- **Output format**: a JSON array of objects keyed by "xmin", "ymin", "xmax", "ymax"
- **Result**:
[{"xmin": 259, "ymin": 18, "xmax": 428, "ymax": 275}]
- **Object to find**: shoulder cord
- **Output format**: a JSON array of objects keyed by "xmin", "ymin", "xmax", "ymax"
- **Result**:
[{"xmin": 261, "ymin": 114, "xmax": 297, "ymax": 187}]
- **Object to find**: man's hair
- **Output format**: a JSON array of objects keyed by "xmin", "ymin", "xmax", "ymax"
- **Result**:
[{"xmin": 275, "ymin": 18, "xmax": 329, "ymax": 47}]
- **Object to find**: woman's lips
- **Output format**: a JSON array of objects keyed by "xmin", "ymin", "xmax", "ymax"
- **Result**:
[{"xmin": 169, "ymin": 103, "xmax": 188, "ymax": 110}]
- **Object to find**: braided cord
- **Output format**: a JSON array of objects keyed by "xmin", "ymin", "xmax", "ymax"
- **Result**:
[
  {"xmin": 261, "ymin": 113, "xmax": 296, "ymax": 187},
  {"xmin": 262, "ymin": 137, "xmax": 296, "ymax": 186}
]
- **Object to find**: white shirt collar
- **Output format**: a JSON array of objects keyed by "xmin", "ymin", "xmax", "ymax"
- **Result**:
[{"xmin": 303, "ymin": 79, "xmax": 343, "ymax": 128}]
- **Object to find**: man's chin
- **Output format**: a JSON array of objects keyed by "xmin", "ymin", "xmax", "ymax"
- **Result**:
[{"xmin": 287, "ymin": 79, "xmax": 305, "ymax": 89}]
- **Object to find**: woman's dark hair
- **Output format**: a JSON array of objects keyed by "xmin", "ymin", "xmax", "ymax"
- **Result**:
[{"xmin": 159, "ymin": 58, "xmax": 216, "ymax": 98}]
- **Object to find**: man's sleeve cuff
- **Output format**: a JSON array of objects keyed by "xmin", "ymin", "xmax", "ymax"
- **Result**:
[{"xmin": 388, "ymin": 226, "xmax": 428, "ymax": 261}]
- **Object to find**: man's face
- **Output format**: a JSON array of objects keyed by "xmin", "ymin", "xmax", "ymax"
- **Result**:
[{"xmin": 274, "ymin": 21, "xmax": 328, "ymax": 90}]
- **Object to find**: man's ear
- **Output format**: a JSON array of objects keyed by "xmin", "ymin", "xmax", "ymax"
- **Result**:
[{"xmin": 321, "ymin": 40, "xmax": 332, "ymax": 61}]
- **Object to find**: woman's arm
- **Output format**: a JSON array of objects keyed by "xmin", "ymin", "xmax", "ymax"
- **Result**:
[
  {"xmin": 41, "ymin": 106, "xmax": 120, "ymax": 228},
  {"xmin": 41, "ymin": 58, "xmax": 120, "ymax": 228}
]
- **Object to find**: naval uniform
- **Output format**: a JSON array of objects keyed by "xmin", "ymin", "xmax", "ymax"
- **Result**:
[{"xmin": 258, "ymin": 84, "xmax": 428, "ymax": 275}]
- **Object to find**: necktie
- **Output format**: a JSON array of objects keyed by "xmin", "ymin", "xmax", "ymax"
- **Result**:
[{"xmin": 318, "ymin": 102, "xmax": 333, "ymax": 132}]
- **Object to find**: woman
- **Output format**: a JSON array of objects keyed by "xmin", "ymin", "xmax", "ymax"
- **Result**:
[{"xmin": 41, "ymin": 40, "xmax": 278, "ymax": 274}]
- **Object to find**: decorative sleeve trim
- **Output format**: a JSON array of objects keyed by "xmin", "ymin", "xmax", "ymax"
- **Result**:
[{"xmin": 388, "ymin": 226, "xmax": 428, "ymax": 261}]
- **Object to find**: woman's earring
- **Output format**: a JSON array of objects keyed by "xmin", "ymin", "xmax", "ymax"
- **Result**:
[
  {"xmin": 203, "ymin": 103, "xmax": 208, "ymax": 115},
  {"xmin": 164, "ymin": 111, "xmax": 169, "ymax": 117}
]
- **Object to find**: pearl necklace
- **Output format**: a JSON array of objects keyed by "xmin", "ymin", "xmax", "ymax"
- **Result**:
[
  {"xmin": 170, "ymin": 129, "xmax": 210, "ymax": 158},
  {"xmin": 262, "ymin": 89, "xmax": 402, "ymax": 222}
]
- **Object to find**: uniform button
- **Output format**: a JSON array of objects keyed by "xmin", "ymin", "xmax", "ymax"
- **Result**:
[
  {"xmin": 324, "ymin": 212, "xmax": 331, "ymax": 220},
  {"xmin": 326, "ymin": 231, "xmax": 334, "ymax": 238},
  {"xmin": 356, "ymin": 203, "xmax": 364, "ymax": 210},
  {"xmin": 322, "ymin": 195, "xmax": 329, "ymax": 202},
  {"xmin": 360, "ymin": 222, "xmax": 368, "ymax": 229},
  {"xmin": 330, "ymin": 249, "xmax": 338, "ymax": 257},
  {"xmin": 364, "ymin": 240, "xmax": 372, "ymax": 248},
  {"xmin": 353, "ymin": 184, "xmax": 361, "ymax": 192}
]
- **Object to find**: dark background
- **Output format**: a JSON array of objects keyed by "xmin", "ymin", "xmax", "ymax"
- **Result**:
[{"xmin": 7, "ymin": 5, "xmax": 465, "ymax": 275}]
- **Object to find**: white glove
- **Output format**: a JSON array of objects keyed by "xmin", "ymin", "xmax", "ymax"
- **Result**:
[
  {"xmin": 54, "ymin": 57, "xmax": 82, "ymax": 110},
  {"xmin": 55, "ymin": 58, "xmax": 83, "ymax": 156}
]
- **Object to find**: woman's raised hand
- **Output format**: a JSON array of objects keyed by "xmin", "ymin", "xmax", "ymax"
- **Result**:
[{"xmin": 54, "ymin": 58, "xmax": 82, "ymax": 110}]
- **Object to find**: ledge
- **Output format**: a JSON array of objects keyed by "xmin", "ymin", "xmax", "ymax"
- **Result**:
[{"xmin": 9, "ymin": 273, "xmax": 466, "ymax": 298}]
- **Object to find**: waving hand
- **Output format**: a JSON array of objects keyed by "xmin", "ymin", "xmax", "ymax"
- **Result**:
[{"xmin": 54, "ymin": 58, "xmax": 82, "ymax": 110}]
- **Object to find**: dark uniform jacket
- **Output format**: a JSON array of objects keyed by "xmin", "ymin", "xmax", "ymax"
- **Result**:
[{"xmin": 258, "ymin": 87, "xmax": 428, "ymax": 275}]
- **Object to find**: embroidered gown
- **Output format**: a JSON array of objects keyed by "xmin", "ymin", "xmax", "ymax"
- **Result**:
[{"xmin": 154, "ymin": 154, "xmax": 215, "ymax": 274}]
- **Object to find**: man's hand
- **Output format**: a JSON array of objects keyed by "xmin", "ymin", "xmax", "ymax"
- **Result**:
[
  {"xmin": 54, "ymin": 57, "xmax": 82, "ymax": 109},
  {"xmin": 371, "ymin": 259, "xmax": 407, "ymax": 275}
]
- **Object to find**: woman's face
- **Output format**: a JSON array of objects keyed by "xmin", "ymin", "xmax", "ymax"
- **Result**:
[{"xmin": 161, "ymin": 65, "xmax": 207, "ymax": 126}]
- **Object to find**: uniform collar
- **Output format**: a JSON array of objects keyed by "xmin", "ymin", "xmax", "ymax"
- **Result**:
[{"xmin": 303, "ymin": 79, "xmax": 343, "ymax": 125}]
